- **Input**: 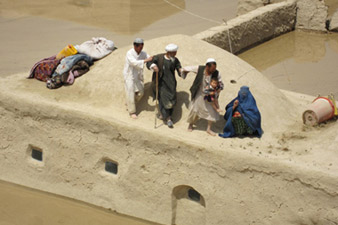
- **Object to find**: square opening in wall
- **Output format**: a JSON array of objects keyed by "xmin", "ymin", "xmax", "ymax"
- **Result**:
[
  {"xmin": 105, "ymin": 161, "xmax": 118, "ymax": 174},
  {"xmin": 31, "ymin": 148, "xmax": 43, "ymax": 161}
]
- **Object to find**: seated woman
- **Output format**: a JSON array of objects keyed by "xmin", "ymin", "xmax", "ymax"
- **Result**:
[{"xmin": 219, "ymin": 86, "xmax": 263, "ymax": 138}]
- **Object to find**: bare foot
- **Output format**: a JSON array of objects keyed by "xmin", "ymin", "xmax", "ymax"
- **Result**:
[
  {"xmin": 206, "ymin": 129, "xmax": 216, "ymax": 136},
  {"xmin": 187, "ymin": 124, "xmax": 193, "ymax": 132},
  {"xmin": 217, "ymin": 109, "xmax": 223, "ymax": 113},
  {"xmin": 130, "ymin": 113, "xmax": 138, "ymax": 119}
]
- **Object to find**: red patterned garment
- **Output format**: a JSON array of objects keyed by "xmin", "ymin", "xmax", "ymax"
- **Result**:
[{"xmin": 28, "ymin": 55, "xmax": 61, "ymax": 82}]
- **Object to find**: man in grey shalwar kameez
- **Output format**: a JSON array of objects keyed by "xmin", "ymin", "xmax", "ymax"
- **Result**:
[
  {"xmin": 146, "ymin": 44, "xmax": 183, "ymax": 128},
  {"xmin": 185, "ymin": 58, "xmax": 224, "ymax": 136}
]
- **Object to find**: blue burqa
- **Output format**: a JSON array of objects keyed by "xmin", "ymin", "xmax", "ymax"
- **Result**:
[{"xmin": 219, "ymin": 86, "xmax": 263, "ymax": 138}]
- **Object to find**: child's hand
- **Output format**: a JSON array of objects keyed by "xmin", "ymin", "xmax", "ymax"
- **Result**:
[{"xmin": 233, "ymin": 100, "xmax": 239, "ymax": 110}]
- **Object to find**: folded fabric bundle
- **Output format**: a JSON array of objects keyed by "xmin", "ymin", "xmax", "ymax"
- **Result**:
[
  {"xmin": 75, "ymin": 37, "xmax": 115, "ymax": 60},
  {"xmin": 46, "ymin": 60, "xmax": 90, "ymax": 89},
  {"xmin": 53, "ymin": 54, "xmax": 93, "ymax": 77},
  {"xmin": 62, "ymin": 60, "xmax": 90, "ymax": 84},
  {"xmin": 29, "ymin": 37, "xmax": 113, "ymax": 87},
  {"xmin": 28, "ymin": 55, "xmax": 61, "ymax": 82}
]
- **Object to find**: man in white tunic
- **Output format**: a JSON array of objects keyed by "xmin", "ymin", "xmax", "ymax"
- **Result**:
[
  {"xmin": 123, "ymin": 38, "xmax": 153, "ymax": 119},
  {"xmin": 185, "ymin": 58, "xmax": 224, "ymax": 136}
]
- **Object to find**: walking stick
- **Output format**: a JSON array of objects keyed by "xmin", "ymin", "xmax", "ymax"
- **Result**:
[{"xmin": 154, "ymin": 71, "xmax": 159, "ymax": 129}]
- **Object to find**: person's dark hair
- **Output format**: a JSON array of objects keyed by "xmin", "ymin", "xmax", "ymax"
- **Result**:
[
  {"xmin": 206, "ymin": 62, "xmax": 216, "ymax": 67},
  {"xmin": 133, "ymin": 43, "xmax": 144, "ymax": 47},
  {"xmin": 211, "ymin": 77, "xmax": 218, "ymax": 83}
]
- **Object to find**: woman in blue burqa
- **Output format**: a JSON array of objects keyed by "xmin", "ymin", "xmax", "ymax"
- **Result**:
[{"xmin": 219, "ymin": 86, "xmax": 263, "ymax": 138}]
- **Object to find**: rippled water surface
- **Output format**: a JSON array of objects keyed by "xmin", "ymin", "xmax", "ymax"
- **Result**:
[
  {"xmin": 1, "ymin": 1, "xmax": 338, "ymax": 224},
  {"xmin": 0, "ymin": 0, "xmax": 237, "ymax": 76},
  {"xmin": 239, "ymin": 30, "xmax": 338, "ymax": 97},
  {"xmin": 0, "ymin": 181, "xmax": 161, "ymax": 225}
]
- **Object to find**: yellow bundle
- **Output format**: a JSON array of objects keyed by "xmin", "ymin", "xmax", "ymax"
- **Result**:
[{"xmin": 56, "ymin": 44, "xmax": 78, "ymax": 60}]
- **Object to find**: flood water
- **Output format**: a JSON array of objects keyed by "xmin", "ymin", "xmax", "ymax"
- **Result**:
[
  {"xmin": 1, "ymin": 0, "xmax": 338, "ymax": 224},
  {"xmin": 0, "ymin": 0, "xmax": 237, "ymax": 36},
  {"xmin": 0, "ymin": 181, "xmax": 160, "ymax": 225},
  {"xmin": 238, "ymin": 30, "xmax": 338, "ymax": 97},
  {"xmin": 0, "ymin": 0, "xmax": 237, "ymax": 76}
]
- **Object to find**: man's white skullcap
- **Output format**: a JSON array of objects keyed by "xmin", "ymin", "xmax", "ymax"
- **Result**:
[
  {"xmin": 206, "ymin": 58, "xmax": 216, "ymax": 64},
  {"xmin": 165, "ymin": 43, "xmax": 178, "ymax": 52},
  {"xmin": 134, "ymin": 38, "xmax": 144, "ymax": 44}
]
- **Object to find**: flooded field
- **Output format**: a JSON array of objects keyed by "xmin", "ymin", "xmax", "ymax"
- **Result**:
[
  {"xmin": 0, "ymin": 0, "xmax": 236, "ymax": 76},
  {"xmin": 0, "ymin": 180, "xmax": 160, "ymax": 225},
  {"xmin": 1, "ymin": 0, "xmax": 338, "ymax": 224},
  {"xmin": 239, "ymin": 30, "xmax": 338, "ymax": 97}
]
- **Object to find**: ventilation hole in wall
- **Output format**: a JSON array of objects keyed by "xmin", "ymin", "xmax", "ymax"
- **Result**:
[
  {"xmin": 326, "ymin": 19, "xmax": 330, "ymax": 30},
  {"xmin": 188, "ymin": 188, "xmax": 201, "ymax": 202},
  {"xmin": 31, "ymin": 148, "xmax": 43, "ymax": 161},
  {"xmin": 105, "ymin": 161, "xmax": 118, "ymax": 174}
]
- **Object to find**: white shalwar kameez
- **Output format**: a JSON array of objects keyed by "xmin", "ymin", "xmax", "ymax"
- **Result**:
[
  {"xmin": 123, "ymin": 48, "xmax": 149, "ymax": 114},
  {"xmin": 184, "ymin": 65, "xmax": 223, "ymax": 123}
]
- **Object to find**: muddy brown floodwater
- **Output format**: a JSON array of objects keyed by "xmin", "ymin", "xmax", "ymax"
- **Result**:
[
  {"xmin": 1, "ymin": 0, "xmax": 338, "ymax": 224},
  {"xmin": 0, "ymin": 181, "xmax": 160, "ymax": 225},
  {"xmin": 239, "ymin": 30, "xmax": 338, "ymax": 98},
  {"xmin": 0, "ymin": 0, "xmax": 237, "ymax": 77}
]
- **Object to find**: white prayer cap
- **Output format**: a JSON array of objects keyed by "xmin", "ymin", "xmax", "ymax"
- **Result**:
[
  {"xmin": 134, "ymin": 38, "xmax": 144, "ymax": 44},
  {"xmin": 206, "ymin": 58, "xmax": 216, "ymax": 64},
  {"xmin": 165, "ymin": 43, "xmax": 178, "ymax": 52}
]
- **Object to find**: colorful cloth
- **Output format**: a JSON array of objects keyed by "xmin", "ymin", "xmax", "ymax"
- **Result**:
[
  {"xmin": 232, "ymin": 116, "xmax": 254, "ymax": 135},
  {"xmin": 28, "ymin": 55, "xmax": 61, "ymax": 82},
  {"xmin": 203, "ymin": 83, "xmax": 220, "ymax": 102},
  {"xmin": 46, "ymin": 60, "xmax": 90, "ymax": 89},
  {"xmin": 53, "ymin": 54, "xmax": 93, "ymax": 77},
  {"xmin": 219, "ymin": 86, "xmax": 263, "ymax": 138}
]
